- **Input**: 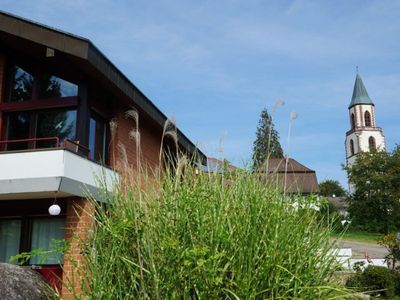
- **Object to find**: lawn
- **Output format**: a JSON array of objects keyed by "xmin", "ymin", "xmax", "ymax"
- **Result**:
[{"xmin": 332, "ymin": 230, "xmax": 383, "ymax": 244}]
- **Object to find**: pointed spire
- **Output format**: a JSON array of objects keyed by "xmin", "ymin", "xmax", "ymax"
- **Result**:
[{"xmin": 349, "ymin": 73, "xmax": 374, "ymax": 108}]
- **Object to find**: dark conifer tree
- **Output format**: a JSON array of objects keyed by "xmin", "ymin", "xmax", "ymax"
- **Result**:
[{"xmin": 252, "ymin": 108, "xmax": 283, "ymax": 170}]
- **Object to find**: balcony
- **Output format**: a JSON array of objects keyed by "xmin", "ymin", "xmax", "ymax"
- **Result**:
[{"xmin": 0, "ymin": 138, "xmax": 117, "ymax": 201}]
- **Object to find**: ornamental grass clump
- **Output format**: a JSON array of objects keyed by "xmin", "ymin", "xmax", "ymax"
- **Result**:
[{"xmin": 74, "ymin": 160, "xmax": 348, "ymax": 299}]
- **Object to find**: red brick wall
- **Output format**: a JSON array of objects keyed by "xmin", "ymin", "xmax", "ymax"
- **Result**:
[
  {"xmin": 62, "ymin": 197, "xmax": 94, "ymax": 299},
  {"xmin": 110, "ymin": 105, "xmax": 162, "ymax": 173}
]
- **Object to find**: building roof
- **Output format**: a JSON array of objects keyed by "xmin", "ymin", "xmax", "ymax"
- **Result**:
[
  {"xmin": 349, "ymin": 73, "xmax": 374, "ymax": 108},
  {"xmin": 262, "ymin": 157, "xmax": 319, "ymax": 194},
  {"xmin": 196, "ymin": 157, "xmax": 238, "ymax": 173},
  {"xmin": 0, "ymin": 10, "xmax": 206, "ymax": 163}
]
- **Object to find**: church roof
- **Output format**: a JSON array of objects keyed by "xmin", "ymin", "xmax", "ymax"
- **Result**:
[{"xmin": 349, "ymin": 73, "xmax": 374, "ymax": 108}]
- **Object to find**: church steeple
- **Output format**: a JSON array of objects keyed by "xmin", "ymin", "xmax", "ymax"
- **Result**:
[
  {"xmin": 345, "ymin": 72, "xmax": 386, "ymax": 193},
  {"xmin": 345, "ymin": 72, "xmax": 386, "ymax": 181},
  {"xmin": 349, "ymin": 73, "xmax": 374, "ymax": 108}
]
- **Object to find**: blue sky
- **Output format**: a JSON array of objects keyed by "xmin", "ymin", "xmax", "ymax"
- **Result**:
[{"xmin": 2, "ymin": 0, "xmax": 399, "ymax": 188}]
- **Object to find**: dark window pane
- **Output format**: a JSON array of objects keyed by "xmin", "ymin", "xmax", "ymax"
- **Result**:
[
  {"xmin": 0, "ymin": 219, "xmax": 21, "ymax": 263},
  {"xmin": 89, "ymin": 115, "xmax": 107, "ymax": 162},
  {"xmin": 6, "ymin": 113, "xmax": 31, "ymax": 150},
  {"xmin": 365, "ymin": 111, "xmax": 371, "ymax": 127},
  {"xmin": 36, "ymin": 110, "xmax": 77, "ymax": 148},
  {"xmin": 89, "ymin": 118, "xmax": 96, "ymax": 160},
  {"xmin": 10, "ymin": 66, "xmax": 33, "ymax": 102},
  {"xmin": 40, "ymin": 75, "xmax": 78, "ymax": 99}
]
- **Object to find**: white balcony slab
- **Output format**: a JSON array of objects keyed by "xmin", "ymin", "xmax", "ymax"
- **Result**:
[{"xmin": 0, "ymin": 149, "xmax": 118, "ymax": 201}]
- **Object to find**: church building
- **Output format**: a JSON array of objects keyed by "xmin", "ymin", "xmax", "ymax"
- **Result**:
[{"xmin": 345, "ymin": 72, "xmax": 386, "ymax": 168}]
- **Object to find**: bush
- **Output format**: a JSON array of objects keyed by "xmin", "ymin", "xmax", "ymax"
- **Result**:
[
  {"xmin": 346, "ymin": 265, "xmax": 397, "ymax": 298},
  {"xmin": 71, "ymin": 163, "xmax": 349, "ymax": 299}
]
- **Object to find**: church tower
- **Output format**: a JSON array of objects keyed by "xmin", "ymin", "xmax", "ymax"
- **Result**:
[{"xmin": 345, "ymin": 72, "xmax": 386, "ymax": 168}]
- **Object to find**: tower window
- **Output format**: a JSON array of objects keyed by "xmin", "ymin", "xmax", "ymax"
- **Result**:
[
  {"xmin": 369, "ymin": 136, "xmax": 376, "ymax": 151},
  {"xmin": 351, "ymin": 113, "xmax": 355, "ymax": 129},
  {"xmin": 364, "ymin": 111, "xmax": 371, "ymax": 127},
  {"xmin": 350, "ymin": 139, "xmax": 355, "ymax": 156}
]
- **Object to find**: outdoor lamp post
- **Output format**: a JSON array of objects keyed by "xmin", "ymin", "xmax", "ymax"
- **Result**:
[
  {"xmin": 265, "ymin": 99, "xmax": 285, "ymax": 175},
  {"xmin": 284, "ymin": 111, "xmax": 298, "ymax": 194}
]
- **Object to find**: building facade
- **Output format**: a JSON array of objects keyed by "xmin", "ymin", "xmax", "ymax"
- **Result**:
[
  {"xmin": 345, "ymin": 73, "xmax": 386, "ymax": 167},
  {"xmin": 0, "ymin": 11, "xmax": 204, "ymax": 298}
]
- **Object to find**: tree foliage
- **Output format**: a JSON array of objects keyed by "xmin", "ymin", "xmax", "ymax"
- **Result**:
[
  {"xmin": 318, "ymin": 179, "xmax": 347, "ymax": 197},
  {"xmin": 378, "ymin": 234, "xmax": 400, "ymax": 270},
  {"xmin": 252, "ymin": 108, "xmax": 283, "ymax": 170},
  {"xmin": 344, "ymin": 146, "xmax": 400, "ymax": 233}
]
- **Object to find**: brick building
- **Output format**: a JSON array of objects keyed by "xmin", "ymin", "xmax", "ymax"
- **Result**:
[{"xmin": 0, "ymin": 11, "xmax": 204, "ymax": 297}]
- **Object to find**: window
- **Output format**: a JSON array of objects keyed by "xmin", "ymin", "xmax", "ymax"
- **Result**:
[
  {"xmin": 0, "ymin": 217, "xmax": 65, "ymax": 265},
  {"xmin": 4, "ymin": 109, "xmax": 77, "ymax": 150},
  {"xmin": 39, "ymin": 75, "xmax": 78, "ymax": 99},
  {"xmin": 369, "ymin": 136, "xmax": 376, "ymax": 151},
  {"xmin": 351, "ymin": 113, "xmax": 355, "ymax": 129},
  {"xmin": 89, "ymin": 113, "xmax": 108, "ymax": 162},
  {"xmin": 364, "ymin": 111, "xmax": 371, "ymax": 127},
  {"xmin": 5, "ymin": 112, "xmax": 31, "ymax": 150},
  {"xmin": 10, "ymin": 66, "xmax": 34, "ymax": 102},
  {"xmin": 0, "ymin": 219, "xmax": 22, "ymax": 263},
  {"xmin": 350, "ymin": 139, "xmax": 355, "ymax": 156},
  {"xmin": 36, "ymin": 109, "xmax": 77, "ymax": 148},
  {"xmin": 2, "ymin": 63, "xmax": 79, "ymax": 151},
  {"xmin": 30, "ymin": 218, "xmax": 65, "ymax": 265}
]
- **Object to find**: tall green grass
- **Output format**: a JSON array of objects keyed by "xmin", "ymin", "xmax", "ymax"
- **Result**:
[{"xmin": 72, "ymin": 164, "xmax": 348, "ymax": 299}]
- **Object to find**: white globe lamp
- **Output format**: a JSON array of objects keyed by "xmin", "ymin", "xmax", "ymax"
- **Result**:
[{"xmin": 49, "ymin": 204, "xmax": 61, "ymax": 216}]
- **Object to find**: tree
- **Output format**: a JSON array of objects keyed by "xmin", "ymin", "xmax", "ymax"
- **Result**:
[
  {"xmin": 318, "ymin": 179, "xmax": 347, "ymax": 197},
  {"xmin": 344, "ymin": 146, "xmax": 400, "ymax": 233},
  {"xmin": 252, "ymin": 108, "xmax": 283, "ymax": 170},
  {"xmin": 378, "ymin": 234, "xmax": 400, "ymax": 270}
]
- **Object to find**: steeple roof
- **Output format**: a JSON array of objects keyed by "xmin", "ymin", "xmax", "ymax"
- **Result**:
[{"xmin": 349, "ymin": 73, "xmax": 374, "ymax": 108}]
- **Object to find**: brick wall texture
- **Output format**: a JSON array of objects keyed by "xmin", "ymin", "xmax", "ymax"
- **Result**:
[
  {"xmin": 110, "ymin": 105, "xmax": 162, "ymax": 173},
  {"xmin": 62, "ymin": 197, "xmax": 94, "ymax": 299}
]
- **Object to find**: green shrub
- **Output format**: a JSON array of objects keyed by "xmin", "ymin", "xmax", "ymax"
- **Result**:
[
  {"xmin": 71, "ymin": 163, "xmax": 349, "ymax": 299},
  {"xmin": 346, "ymin": 265, "xmax": 397, "ymax": 298},
  {"xmin": 395, "ymin": 269, "xmax": 400, "ymax": 296}
]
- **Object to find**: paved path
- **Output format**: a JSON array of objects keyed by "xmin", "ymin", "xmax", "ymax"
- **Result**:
[{"xmin": 336, "ymin": 240, "xmax": 388, "ymax": 258}]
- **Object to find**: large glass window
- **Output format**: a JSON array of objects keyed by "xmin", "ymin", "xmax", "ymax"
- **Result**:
[
  {"xmin": 5, "ymin": 112, "xmax": 31, "ymax": 150},
  {"xmin": 10, "ymin": 66, "xmax": 34, "ymax": 102},
  {"xmin": 36, "ymin": 109, "xmax": 77, "ymax": 148},
  {"xmin": 89, "ymin": 114, "xmax": 107, "ymax": 162},
  {"xmin": 4, "ymin": 109, "xmax": 77, "ymax": 150},
  {"xmin": 0, "ymin": 219, "xmax": 22, "ymax": 263},
  {"xmin": 40, "ymin": 75, "xmax": 78, "ymax": 99},
  {"xmin": 30, "ymin": 218, "xmax": 65, "ymax": 265}
]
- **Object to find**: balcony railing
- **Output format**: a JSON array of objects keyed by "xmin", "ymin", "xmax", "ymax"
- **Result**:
[{"xmin": 0, "ymin": 137, "xmax": 91, "ymax": 159}]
